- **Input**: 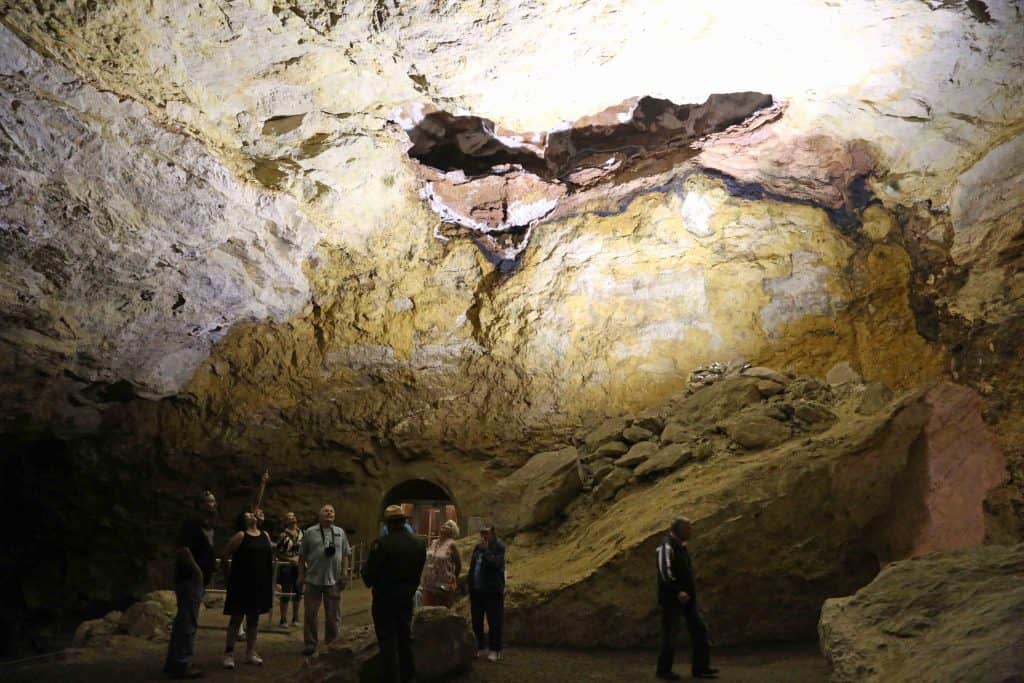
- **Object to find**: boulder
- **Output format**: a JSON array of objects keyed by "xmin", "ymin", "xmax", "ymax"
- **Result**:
[
  {"xmin": 755, "ymin": 380, "xmax": 784, "ymax": 397},
  {"xmin": 409, "ymin": 607, "xmax": 476, "ymax": 679},
  {"xmin": 300, "ymin": 609, "xmax": 475, "ymax": 682},
  {"xmin": 659, "ymin": 421, "xmax": 691, "ymax": 446},
  {"xmin": 661, "ymin": 376, "xmax": 763, "ymax": 428},
  {"xmin": 72, "ymin": 612, "xmax": 120, "ymax": 647},
  {"xmin": 622, "ymin": 425, "xmax": 655, "ymax": 443},
  {"xmin": 298, "ymin": 626, "xmax": 378, "ymax": 682},
  {"xmin": 857, "ymin": 381, "xmax": 893, "ymax": 415},
  {"xmin": 634, "ymin": 444, "xmax": 692, "ymax": 479},
  {"xmin": 500, "ymin": 385, "xmax": 1008, "ymax": 647},
  {"xmin": 142, "ymin": 590, "xmax": 177, "ymax": 616},
  {"xmin": 493, "ymin": 446, "xmax": 582, "ymax": 529},
  {"xmin": 726, "ymin": 414, "xmax": 790, "ymax": 449},
  {"xmin": 631, "ymin": 412, "xmax": 665, "ymax": 434},
  {"xmin": 589, "ymin": 458, "xmax": 614, "ymax": 483},
  {"xmin": 119, "ymin": 600, "xmax": 171, "ymax": 639},
  {"xmin": 793, "ymin": 400, "xmax": 836, "ymax": 426},
  {"xmin": 593, "ymin": 467, "xmax": 632, "ymax": 502},
  {"xmin": 819, "ymin": 544, "xmax": 1024, "ymax": 683},
  {"xmin": 825, "ymin": 361, "xmax": 862, "ymax": 386},
  {"xmin": 786, "ymin": 377, "xmax": 832, "ymax": 402},
  {"xmin": 741, "ymin": 366, "xmax": 790, "ymax": 385},
  {"xmin": 584, "ymin": 417, "xmax": 629, "ymax": 451},
  {"xmin": 614, "ymin": 441, "xmax": 658, "ymax": 468},
  {"xmin": 593, "ymin": 440, "xmax": 630, "ymax": 459}
]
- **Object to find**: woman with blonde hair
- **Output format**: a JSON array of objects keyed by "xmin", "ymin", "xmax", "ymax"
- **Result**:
[{"xmin": 419, "ymin": 519, "xmax": 462, "ymax": 608}]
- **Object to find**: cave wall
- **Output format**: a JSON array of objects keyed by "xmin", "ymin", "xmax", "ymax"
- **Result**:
[{"xmin": 0, "ymin": 0, "xmax": 1021, "ymax": 653}]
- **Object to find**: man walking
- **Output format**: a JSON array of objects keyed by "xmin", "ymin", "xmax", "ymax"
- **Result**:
[
  {"xmin": 656, "ymin": 517, "xmax": 717, "ymax": 680},
  {"xmin": 298, "ymin": 504, "xmax": 351, "ymax": 656},
  {"xmin": 164, "ymin": 490, "xmax": 218, "ymax": 679},
  {"xmin": 362, "ymin": 505, "xmax": 427, "ymax": 683}
]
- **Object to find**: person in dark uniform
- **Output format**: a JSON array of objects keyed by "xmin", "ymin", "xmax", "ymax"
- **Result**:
[
  {"xmin": 656, "ymin": 517, "xmax": 717, "ymax": 680},
  {"xmin": 362, "ymin": 505, "xmax": 427, "ymax": 683},
  {"xmin": 164, "ymin": 490, "xmax": 218, "ymax": 680},
  {"xmin": 220, "ymin": 510, "xmax": 274, "ymax": 669}
]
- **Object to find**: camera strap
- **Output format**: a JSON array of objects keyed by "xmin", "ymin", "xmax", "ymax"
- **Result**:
[{"xmin": 320, "ymin": 526, "xmax": 335, "ymax": 550}]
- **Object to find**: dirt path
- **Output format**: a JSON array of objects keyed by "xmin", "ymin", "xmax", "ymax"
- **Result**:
[{"xmin": 3, "ymin": 587, "xmax": 829, "ymax": 682}]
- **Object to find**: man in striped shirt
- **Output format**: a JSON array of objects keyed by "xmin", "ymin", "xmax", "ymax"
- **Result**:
[{"xmin": 656, "ymin": 517, "xmax": 717, "ymax": 680}]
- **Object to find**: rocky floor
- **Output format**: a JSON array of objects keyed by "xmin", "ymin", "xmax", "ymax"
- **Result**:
[{"xmin": 3, "ymin": 587, "xmax": 828, "ymax": 682}]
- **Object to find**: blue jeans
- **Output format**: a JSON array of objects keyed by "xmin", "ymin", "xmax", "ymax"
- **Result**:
[{"xmin": 164, "ymin": 577, "xmax": 204, "ymax": 674}]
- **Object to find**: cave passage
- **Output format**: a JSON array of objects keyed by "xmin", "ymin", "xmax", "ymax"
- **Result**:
[{"xmin": 381, "ymin": 478, "xmax": 458, "ymax": 540}]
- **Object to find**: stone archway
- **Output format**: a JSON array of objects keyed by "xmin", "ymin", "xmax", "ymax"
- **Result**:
[{"xmin": 381, "ymin": 478, "xmax": 459, "ymax": 541}]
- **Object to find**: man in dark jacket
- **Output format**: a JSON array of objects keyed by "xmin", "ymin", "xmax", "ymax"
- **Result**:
[
  {"xmin": 468, "ymin": 525, "xmax": 506, "ymax": 662},
  {"xmin": 656, "ymin": 517, "xmax": 717, "ymax": 680},
  {"xmin": 362, "ymin": 505, "xmax": 427, "ymax": 683},
  {"xmin": 164, "ymin": 490, "xmax": 218, "ymax": 679}
]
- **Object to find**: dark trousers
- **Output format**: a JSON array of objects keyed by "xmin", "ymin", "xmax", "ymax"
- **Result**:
[
  {"xmin": 372, "ymin": 592, "xmax": 415, "ymax": 683},
  {"xmin": 164, "ymin": 578, "xmax": 204, "ymax": 675},
  {"xmin": 657, "ymin": 600, "xmax": 711, "ymax": 675},
  {"xmin": 469, "ymin": 591, "xmax": 504, "ymax": 652}
]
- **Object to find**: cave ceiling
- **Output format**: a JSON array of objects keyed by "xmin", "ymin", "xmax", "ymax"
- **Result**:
[{"xmin": 0, "ymin": 0, "xmax": 1021, "ymax": 462}]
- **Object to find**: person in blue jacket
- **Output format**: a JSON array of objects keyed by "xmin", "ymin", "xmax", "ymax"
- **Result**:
[{"xmin": 468, "ymin": 525, "xmax": 506, "ymax": 662}]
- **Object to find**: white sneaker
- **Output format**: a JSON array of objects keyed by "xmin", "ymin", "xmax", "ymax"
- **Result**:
[
  {"xmin": 222, "ymin": 654, "xmax": 235, "ymax": 669},
  {"xmin": 246, "ymin": 651, "xmax": 264, "ymax": 666},
  {"xmin": 476, "ymin": 649, "xmax": 489, "ymax": 659},
  {"xmin": 487, "ymin": 651, "xmax": 501, "ymax": 662}
]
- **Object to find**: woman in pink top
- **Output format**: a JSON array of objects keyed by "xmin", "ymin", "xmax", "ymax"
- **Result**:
[{"xmin": 419, "ymin": 520, "xmax": 462, "ymax": 608}]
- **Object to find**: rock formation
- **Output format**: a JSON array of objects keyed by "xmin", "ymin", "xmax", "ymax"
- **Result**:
[
  {"xmin": 0, "ymin": 0, "xmax": 1021, "ymax": 656},
  {"xmin": 489, "ymin": 374, "xmax": 1008, "ymax": 646},
  {"xmin": 298, "ymin": 608, "xmax": 475, "ymax": 682},
  {"xmin": 819, "ymin": 544, "xmax": 1024, "ymax": 682}
]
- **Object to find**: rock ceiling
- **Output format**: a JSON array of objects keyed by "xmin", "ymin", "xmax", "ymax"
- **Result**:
[{"xmin": 0, "ymin": 0, "xmax": 1021, "ymax": 463}]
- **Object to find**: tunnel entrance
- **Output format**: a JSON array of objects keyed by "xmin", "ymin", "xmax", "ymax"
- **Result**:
[{"xmin": 381, "ymin": 479, "xmax": 458, "ymax": 541}]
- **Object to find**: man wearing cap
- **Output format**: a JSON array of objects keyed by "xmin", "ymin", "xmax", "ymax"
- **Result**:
[
  {"xmin": 656, "ymin": 517, "xmax": 717, "ymax": 680},
  {"xmin": 298, "ymin": 504, "xmax": 351, "ymax": 656},
  {"xmin": 362, "ymin": 505, "xmax": 427, "ymax": 683}
]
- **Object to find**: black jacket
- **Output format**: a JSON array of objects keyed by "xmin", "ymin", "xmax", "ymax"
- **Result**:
[
  {"xmin": 468, "ymin": 540, "xmax": 505, "ymax": 594},
  {"xmin": 656, "ymin": 534, "xmax": 697, "ymax": 606},
  {"xmin": 361, "ymin": 527, "xmax": 426, "ymax": 598}
]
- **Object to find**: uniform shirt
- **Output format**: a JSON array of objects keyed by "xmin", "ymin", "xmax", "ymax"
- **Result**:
[
  {"xmin": 299, "ymin": 524, "xmax": 351, "ymax": 586},
  {"xmin": 361, "ymin": 527, "xmax": 426, "ymax": 598}
]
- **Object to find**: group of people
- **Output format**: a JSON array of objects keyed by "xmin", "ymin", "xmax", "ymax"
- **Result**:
[
  {"xmin": 161, "ymin": 491, "xmax": 508, "ymax": 682},
  {"xmin": 160, "ymin": 484, "xmax": 714, "ymax": 682}
]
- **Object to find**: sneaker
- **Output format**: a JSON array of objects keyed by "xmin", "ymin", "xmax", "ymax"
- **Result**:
[
  {"xmin": 245, "ymin": 652, "xmax": 263, "ymax": 666},
  {"xmin": 167, "ymin": 666, "xmax": 204, "ymax": 680},
  {"xmin": 222, "ymin": 655, "xmax": 235, "ymax": 670},
  {"xmin": 487, "ymin": 651, "xmax": 501, "ymax": 662},
  {"xmin": 291, "ymin": 620, "xmax": 301, "ymax": 628},
  {"xmin": 476, "ymin": 649, "xmax": 489, "ymax": 659},
  {"xmin": 302, "ymin": 646, "xmax": 316, "ymax": 656},
  {"xmin": 278, "ymin": 621, "xmax": 288, "ymax": 629}
]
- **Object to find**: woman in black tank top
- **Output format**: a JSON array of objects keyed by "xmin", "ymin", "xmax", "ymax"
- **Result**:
[{"xmin": 221, "ymin": 510, "xmax": 273, "ymax": 668}]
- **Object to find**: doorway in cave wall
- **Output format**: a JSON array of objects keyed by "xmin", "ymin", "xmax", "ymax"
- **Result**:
[{"xmin": 381, "ymin": 479, "xmax": 458, "ymax": 542}]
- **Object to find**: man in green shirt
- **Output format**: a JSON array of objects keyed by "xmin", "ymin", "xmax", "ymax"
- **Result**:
[{"xmin": 298, "ymin": 504, "xmax": 351, "ymax": 656}]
